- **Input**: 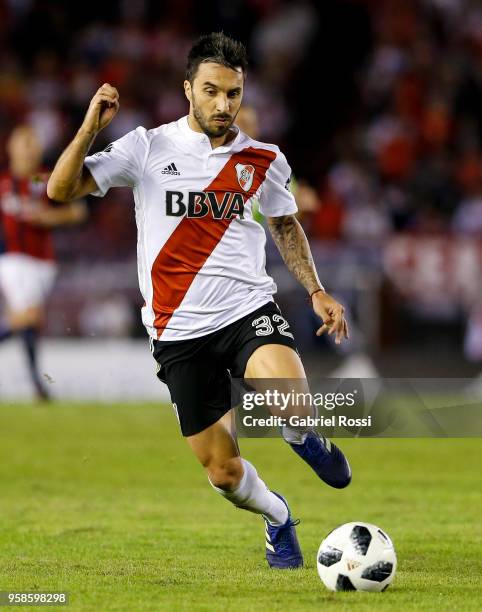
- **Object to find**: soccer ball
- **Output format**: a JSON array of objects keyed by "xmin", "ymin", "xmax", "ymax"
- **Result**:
[{"xmin": 316, "ymin": 522, "xmax": 397, "ymax": 592}]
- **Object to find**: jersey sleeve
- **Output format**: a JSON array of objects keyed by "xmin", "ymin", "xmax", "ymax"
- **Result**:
[
  {"xmin": 258, "ymin": 150, "xmax": 298, "ymax": 217},
  {"xmin": 84, "ymin": 127, "xmax": 148, "ymax": 197}
]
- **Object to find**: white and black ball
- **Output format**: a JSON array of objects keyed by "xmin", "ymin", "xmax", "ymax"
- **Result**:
[{"xmin": 317, "ymin": 522, "xmax": 397, "ymax": 592}]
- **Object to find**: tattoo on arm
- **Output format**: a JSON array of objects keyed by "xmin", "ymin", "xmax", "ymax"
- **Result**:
[{"xmin": 267, "ymin": 215, "xmax": 323, "ymax": 295}]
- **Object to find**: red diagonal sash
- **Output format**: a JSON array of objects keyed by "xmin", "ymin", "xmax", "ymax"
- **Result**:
[{"xmin": 151, "ymin": 147, "xmax": 276, "ymax": 337}]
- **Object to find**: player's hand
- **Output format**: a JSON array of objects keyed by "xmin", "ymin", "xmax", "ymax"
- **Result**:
[
  {"xmin": 20, "ymin": 202, "xmax": 51, "ymax": 227},
  {"xmin": 80, "ymin": 83, "xmax": 120, "ymax": 135},
  {"xmin": 311, "ymin": 290, "xmax": 349, "ymax": 345}
]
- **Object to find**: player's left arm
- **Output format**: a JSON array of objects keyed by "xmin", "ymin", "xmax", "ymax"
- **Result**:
[
  {"xmin": 22, "ymin": 200, "xmax": 88, "ymax": 228},
  {"xmin": 267, "ymin": 214, "xmax": 349, "ymax": 344}
]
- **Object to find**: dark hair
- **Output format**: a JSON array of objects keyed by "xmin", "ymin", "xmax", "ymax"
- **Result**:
[{"xmin": 186, "ymin": 32, "xmax": 248, "ymax": 82}]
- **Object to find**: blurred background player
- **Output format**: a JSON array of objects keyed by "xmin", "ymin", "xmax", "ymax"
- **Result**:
[
  {"xmin": 0, "ymin": 125, "xmax": 87, "ymax": 400},
  {"xmin": 235, "ymin": 104, "xmax": 320, "ymax": 222}
]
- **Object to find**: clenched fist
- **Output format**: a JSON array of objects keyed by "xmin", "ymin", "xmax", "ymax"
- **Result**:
[{"xmin": 80, "ymin": 83, "xmax": 120, "ymax": 135}]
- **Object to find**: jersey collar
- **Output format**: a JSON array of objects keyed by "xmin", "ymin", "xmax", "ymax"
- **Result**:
[{"xmin": 178, "ymin": 115, "xmax": 241, "ymax": 154}]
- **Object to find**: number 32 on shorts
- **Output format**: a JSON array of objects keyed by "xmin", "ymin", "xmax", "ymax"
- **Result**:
[{"xmin": 251, "ymin": 313, "xmax": 294, "ymax": 339}]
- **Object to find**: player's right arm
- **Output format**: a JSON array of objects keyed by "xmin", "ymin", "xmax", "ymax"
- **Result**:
[{"xmin": 47, "ymin": 84, "xmax": 119, "ymax": 202}]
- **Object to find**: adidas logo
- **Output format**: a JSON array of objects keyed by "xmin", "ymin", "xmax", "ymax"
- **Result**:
[
  {"xmin": 161, "ymin": 162, "xmax": 180, "ymax": 175},
  {"xmin": 346, "ymin": 559, "xmax": 362, "ymax": 571}
]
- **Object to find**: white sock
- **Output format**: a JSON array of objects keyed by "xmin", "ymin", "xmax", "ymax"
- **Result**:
[
  {"xmin": 210, "ymin": 458, "xmax": 289, "ymax": 526},
  {"xmin": 281, "ymin": 425, "xmax": 309, "ymax": 445}
]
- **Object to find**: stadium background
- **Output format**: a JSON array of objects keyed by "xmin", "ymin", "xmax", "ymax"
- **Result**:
[
  {"xmin": 1, "ymin": 3, "xmax": 481, "ymax": 610},
  {"xmin": 1, "ymin": 0, "xmax": 482, "ymax": 398}
]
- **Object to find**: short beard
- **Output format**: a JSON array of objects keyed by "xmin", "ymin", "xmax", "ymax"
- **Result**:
[{"xmin": 192, "ymin": 97, "xmax": 234, "ymax": 139}]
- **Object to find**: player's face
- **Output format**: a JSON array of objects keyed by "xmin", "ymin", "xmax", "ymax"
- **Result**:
[
  {"xmin": 7, "ymin": 126, "xmax": 43, "ymax": 173},
  {"xmin": 185, "ymin": 62, "xmax": 244, "ymax": 138}
]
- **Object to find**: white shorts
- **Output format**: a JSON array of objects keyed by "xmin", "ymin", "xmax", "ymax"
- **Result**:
[{"xmin": 0, "ymin": 253, "xmax": 57, "ymax": 311}]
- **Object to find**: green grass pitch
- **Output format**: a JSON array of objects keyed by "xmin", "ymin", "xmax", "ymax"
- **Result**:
[{"xmin": 0, "ymin": 402, "xmax": 480, "ymax": 611}]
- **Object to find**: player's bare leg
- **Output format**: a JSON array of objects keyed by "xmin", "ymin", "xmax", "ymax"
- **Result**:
[
  {"xmin": 244, "ymin": 343, "xmax": 313, "ymax": 439},
  {"xmin": 245, "ymin": 344, "xmax": 352, "ymax": 489},
  {"xmin": 8, "ymin": 305, "xmax": 43, "ymax": 329},
  {"xmin": 186, "ymin": 409, "xmax": 303, "ymax": 568},
  {"xmin": 186, "ymin": 409, "xmax": 286, "ymax": 519},
  {"xmin": 186, "ymin": 410, "xmax": 242, "ymax": 490},
  {"xmin": 6, "ymin": 306, "xmax": 50, "ymax": 401},
  {"xmin": 245, "ymin": 344, "xmax": 306, "ymax": 379}
]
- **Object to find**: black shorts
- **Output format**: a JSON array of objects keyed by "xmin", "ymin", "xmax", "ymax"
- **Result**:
[{"xmin": 151, "ymin": 301, "xmax": 298, "ymax": 437}]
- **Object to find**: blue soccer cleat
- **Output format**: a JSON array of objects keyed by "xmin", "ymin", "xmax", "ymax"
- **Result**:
[
  {"xmin": 264, "ymin": 492, "xmax": 303, "ymax": 569},
  {"xmin": 289, "ymin": 431, "xmax": 352, "ymax": 489}
]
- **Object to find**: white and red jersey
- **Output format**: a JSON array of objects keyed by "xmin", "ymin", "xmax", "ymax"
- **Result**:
[{"xmin": 84, "ymin": 116, "xmax": 297, "ymax": 341}]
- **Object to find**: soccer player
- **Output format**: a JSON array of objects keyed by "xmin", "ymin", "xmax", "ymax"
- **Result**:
[
  {"xmin": 47, "ymin": 33, "xmax": 351, "ymax": 569},
  {"xmin": 0, "ymin": 125, "xmax": 87, "ymax": 400}
]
